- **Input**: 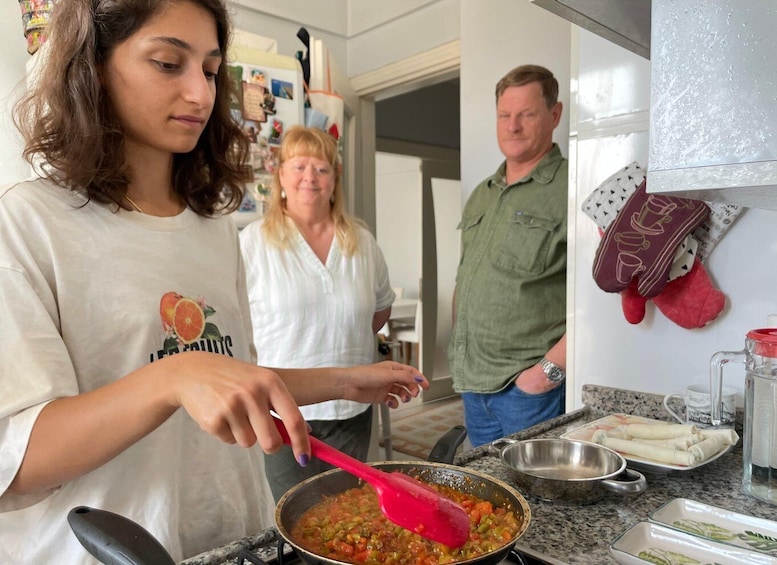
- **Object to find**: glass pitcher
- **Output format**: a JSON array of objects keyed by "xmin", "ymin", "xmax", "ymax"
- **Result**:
[{"xmin": 710, "ymin": 328, "xmax": 777, "ymax": 505}]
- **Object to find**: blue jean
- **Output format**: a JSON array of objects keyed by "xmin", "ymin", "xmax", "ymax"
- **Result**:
[{"xmin": 462, "ymin": 382, "xmax": 565, "ymax": 447}]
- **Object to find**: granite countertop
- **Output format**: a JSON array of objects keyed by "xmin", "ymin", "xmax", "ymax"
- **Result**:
[
  {"xmin": 184, "ymin": 385, "xmax": 776, "ymax": 565},
  {"xmin": 453, "ymin": 384, "xmax": 776, "ymax": 564}
]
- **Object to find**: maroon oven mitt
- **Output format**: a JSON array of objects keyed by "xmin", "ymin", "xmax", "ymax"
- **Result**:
[{"xmin": 592, "ymin": 179, "xmax": 709, "ymax": 298}]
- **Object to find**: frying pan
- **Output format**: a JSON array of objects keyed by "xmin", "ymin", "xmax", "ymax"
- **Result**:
[
  {"xmin": 493, "ymin": 437, "xmax": 647, "ymax": 504},
  {"xmin": 274, "ymin": 427, "xmax": 532, "ymax": 565}
]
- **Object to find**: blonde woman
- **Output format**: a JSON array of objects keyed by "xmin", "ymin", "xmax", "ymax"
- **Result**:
[{"xmin": 240, "ymin": 126, "xmax": 395, "ymax": 501}]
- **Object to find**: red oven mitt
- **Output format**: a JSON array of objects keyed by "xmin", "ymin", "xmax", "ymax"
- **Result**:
[
  {"xmin": 621, "ymin": 258, "xmax": 725, "ymax": 328},
  {"xmin": 592, "ymin": 180, "xmax": 710, "ymax": 298},
  {"xmin": 653, "ymin": 258, "xmax": 725, "ymax": 328}
]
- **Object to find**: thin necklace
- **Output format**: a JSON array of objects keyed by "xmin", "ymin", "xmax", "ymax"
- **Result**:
[
  {"xmin": 124, "ymin": 194, "xmax": 144, "ymax": 214},
  {"xmin": 124, "ymin": 195, "xmax": 186, "ymax": 215}
]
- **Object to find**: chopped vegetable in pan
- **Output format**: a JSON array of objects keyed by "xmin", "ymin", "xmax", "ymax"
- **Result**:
[{"xmin": 291, "ymin": 481, "xmax": 522, "ymax": 564}]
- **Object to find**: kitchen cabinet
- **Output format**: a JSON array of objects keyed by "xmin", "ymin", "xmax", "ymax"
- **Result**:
[{"xmin": 647, "ymin": 0, "xmax": 777, "ymax": 210}]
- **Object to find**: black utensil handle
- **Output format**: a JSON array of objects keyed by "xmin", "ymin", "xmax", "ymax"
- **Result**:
[
  {"xmin": 427, "ymin": 425, "xmax": 467, "ymax": 464},
  {"xmin": 67, "ymin": 506, "xmax": 176, "ymax": 565}
]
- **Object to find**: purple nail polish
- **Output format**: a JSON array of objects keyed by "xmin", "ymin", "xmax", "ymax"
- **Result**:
[
  {"xmin": 297, "ymin": 453, "xmax": 309, "ymax": 467},
  {"xmin": 414, "ymin": 375, "xmax": 423, "ymax": 382}
]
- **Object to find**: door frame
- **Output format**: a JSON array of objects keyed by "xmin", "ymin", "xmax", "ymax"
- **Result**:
[
  {"xmin": 420, "ymin": 160, "xmax": 461, "ymax": 402},
  {"xmin": 351, "ymin": 40, "xmax": 461, "ymax": 232}
]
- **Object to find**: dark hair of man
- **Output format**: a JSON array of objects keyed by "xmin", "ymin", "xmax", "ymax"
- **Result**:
[
  {"xmin": 13, "ymin": 0, "xmax": 249, "ymax": 216},
  {"xmin": 495, "ymin": 64, "xmax": 559, "ymax": 109}
]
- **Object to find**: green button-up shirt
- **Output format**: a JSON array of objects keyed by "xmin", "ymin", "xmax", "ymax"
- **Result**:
[{"xmin": 448, "ymin": 145, "xmax": 567, "ymax": 393}]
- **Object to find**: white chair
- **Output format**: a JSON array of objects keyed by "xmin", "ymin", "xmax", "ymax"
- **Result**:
[
  {"xmin": 378, "ymin": 288, "xmax": 406, "ymax": 338},
  {"xmin": 393, "ymin": 298, "xmax": 421, "ymax": 367}
]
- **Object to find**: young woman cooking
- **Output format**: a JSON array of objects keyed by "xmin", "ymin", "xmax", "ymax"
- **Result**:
[{"xmin": 0, "ymin": 1, "xmax": 426, "ymax": 562}]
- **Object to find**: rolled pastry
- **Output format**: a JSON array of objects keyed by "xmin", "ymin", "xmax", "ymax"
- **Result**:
[
  {"xmin": 591, "ymin": 429, "xmax": 627, "ymax": 444},
  {"xmin": 601, "ymin": 437, "xmax": 698, "ymax": 466},
  {"xmin": 699, "ymin": 428, "xmax": 740, "ymax": 446},
  {"xmin": 631, "ymin": 435, "xmax": 700, "ymax": 450},
  {"xmin": 620, "ymin": 423, "xmax": 697, "ymax": 439},
  {"xmin": 689, "ymin": 435, "xmax": 726, "ymax": 462}
]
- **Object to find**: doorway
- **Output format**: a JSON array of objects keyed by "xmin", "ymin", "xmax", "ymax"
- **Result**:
[{"xmin": 374, "ymin": 77, "xmax": 461, "ymax": 401}]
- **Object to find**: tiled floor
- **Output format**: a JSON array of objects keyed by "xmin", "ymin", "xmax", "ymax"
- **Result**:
[{"xmin": 377, "ymin": 396, "xmax": 469, "ymax": 461}]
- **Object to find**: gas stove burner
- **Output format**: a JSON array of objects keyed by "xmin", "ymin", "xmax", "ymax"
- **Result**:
[{"xmin": 235, "ymin": 540, "xmax": 297, "ymax": 565}]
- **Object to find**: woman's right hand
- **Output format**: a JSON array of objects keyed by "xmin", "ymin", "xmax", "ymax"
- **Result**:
[{"xmin": 167, "ymin": 351, "xmax": 310, "ymax": 460}]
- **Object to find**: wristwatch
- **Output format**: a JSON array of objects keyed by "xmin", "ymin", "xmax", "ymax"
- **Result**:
[{"xmin": 540, "ymin": 358, "xmax": 566, "ymax": 384}]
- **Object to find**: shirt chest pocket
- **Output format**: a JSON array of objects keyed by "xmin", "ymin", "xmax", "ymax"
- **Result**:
[
  {"xmin": 492, "ymin": 212, "xmax": 559, "ymax": 275},
  {"xmin": 457, "ymin": 212, "xmax": 484, "ymax": 258}
]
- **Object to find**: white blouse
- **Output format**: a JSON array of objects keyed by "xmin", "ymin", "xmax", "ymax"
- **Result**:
[{"xmin": 239, "ymin": 219, "xmax": 394, "ymax": 420}]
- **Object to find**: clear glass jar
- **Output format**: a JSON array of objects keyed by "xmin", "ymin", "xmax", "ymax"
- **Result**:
[{"xmin": 711, "ymin": 328, "xmax": 777, "ymax": 505}]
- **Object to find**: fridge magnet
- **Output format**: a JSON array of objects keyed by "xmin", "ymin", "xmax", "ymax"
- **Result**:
[
  {"xmin": 242, "ymin": 120, "xmax": 259, "ymax": 143},
  {"xmin": 264, "ymin": 147, "xmax": 279, "ymax": 174},
  {"xmin": 238, "ymin": 191, "xmax": 258, "ymax": 213},
  {"xmin": 249, "ymin": 139, "xmax": 279, "ymax": 175},
  {"xmin": 271, "ymin": 79, "xmax": 294, "ymax": 100},
  {"xmin": 233, "ymin": 191, "xmax": 260, "ymax": 229},
  {"xmin": 18, "ymin": 0, "xmax": 56, "ymax": 55},
  {"xmin": 261, "ymin": 89, "xmax": 276, "ymax": 116},
  {"xmin": 254, "ymin": 173, "xmax": 273, "ymax": 202},
  {"xmin": 227, "ymin": 65, "xmax": 243, "ymax": 111},
  {"xmin": 268, "ymin": 119, "xmax": 283, "ymax": 145},
  {"xmin": 249, "ymin": 69, "xmax": 266, "ymax": 86},
  {"xmin": 241, "ymin": 82, "xmax": 267, "ymax": 123}
]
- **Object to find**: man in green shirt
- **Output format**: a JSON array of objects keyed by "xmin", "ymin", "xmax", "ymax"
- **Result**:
[{"xmin": 448, "ymin": 65, "xmax": 567, "ymax": 447}]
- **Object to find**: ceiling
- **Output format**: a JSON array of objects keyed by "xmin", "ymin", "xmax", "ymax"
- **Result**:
[{"xmin": 375, "ymin": 78, "xmax": 460, "ymax": 150}]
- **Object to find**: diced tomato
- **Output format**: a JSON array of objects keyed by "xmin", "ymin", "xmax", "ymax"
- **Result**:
[{"xmin": 474, "ymin": 501, "xmax": 493, "ymax": 515}]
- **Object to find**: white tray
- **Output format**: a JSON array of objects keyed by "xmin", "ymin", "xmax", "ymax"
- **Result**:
[
  {"xmin": 650, "ymin": 498, "xmax": 777, "ymax": 557},
  {"xmin": 560, "ymin": 413, "xmax": 733, "ymax": 473},
  {"xmin": 610, "ymin": 521, "xmax": 777, "ymax": 565}
]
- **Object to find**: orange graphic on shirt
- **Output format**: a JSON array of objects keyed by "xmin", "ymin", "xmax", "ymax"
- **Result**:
[{"xmin": 160, "ymin": 291, "xmax": 220, "ymax": 348}]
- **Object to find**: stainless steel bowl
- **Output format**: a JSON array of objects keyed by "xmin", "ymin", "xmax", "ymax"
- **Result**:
[{"xmin": 492, "ymin": 438, "xmax": 646, "ymax": 504}]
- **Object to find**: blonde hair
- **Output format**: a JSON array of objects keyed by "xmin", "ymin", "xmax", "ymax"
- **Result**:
[{"xmin": 261, "ymin": 126, "xmax": 364, "ymax": 255}]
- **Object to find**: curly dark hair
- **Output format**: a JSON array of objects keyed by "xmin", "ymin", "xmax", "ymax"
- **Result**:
[{"xmin": 13, "ymin": 0, "xmax": 249, "ymax": 216}]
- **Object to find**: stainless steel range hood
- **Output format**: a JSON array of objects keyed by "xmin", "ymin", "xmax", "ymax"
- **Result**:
[
  {"xmin": 531, "ymin": 0, "xmax": 650, "ymax": 59},
  {"xmin": 533, "ymin": 0, "xmax": 777, "ymax": 210}
]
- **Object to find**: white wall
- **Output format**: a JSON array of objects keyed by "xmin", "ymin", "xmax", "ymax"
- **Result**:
[
  {"xmin": 0, "ymin": 4, "xmax": 33, "ymax": 186},
  {"xmin": 229, "ymin": 0, "xmax": 347, "ymax": 36},
  {"xmin": 460, "ymin": 0, "xmax": 571, "ymax": 202},
  {"xmin": 228, "ymin": 3, "xmax": 347, "ymax": 69},
  {"xmin": 375, "ymin": 153, "xmax": 423, "ymax": 298},
  {"xmin": 232, "ymin": 1, "xmax": 461, "ymax": 82},
  {"xmin": 349, "ymin": 0, "xmax": 442, "ymax": 36},
  {"xmin": 570, "ymin": 29, "xmax": 777, "ymax": 409},
  {"xmin": 347, "ymin": 0, "xmax": 460, "ymax": 77}
]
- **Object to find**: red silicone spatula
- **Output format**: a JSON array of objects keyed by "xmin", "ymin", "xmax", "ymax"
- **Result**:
[{"xmin": 274, "ymin": 418, "xmax": 470, "ymax": 548}]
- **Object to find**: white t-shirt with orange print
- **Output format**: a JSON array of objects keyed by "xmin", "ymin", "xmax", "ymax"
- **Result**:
[{"xmin": 0, "ymin": 178, "xmax": 274, "ymax": 564}]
